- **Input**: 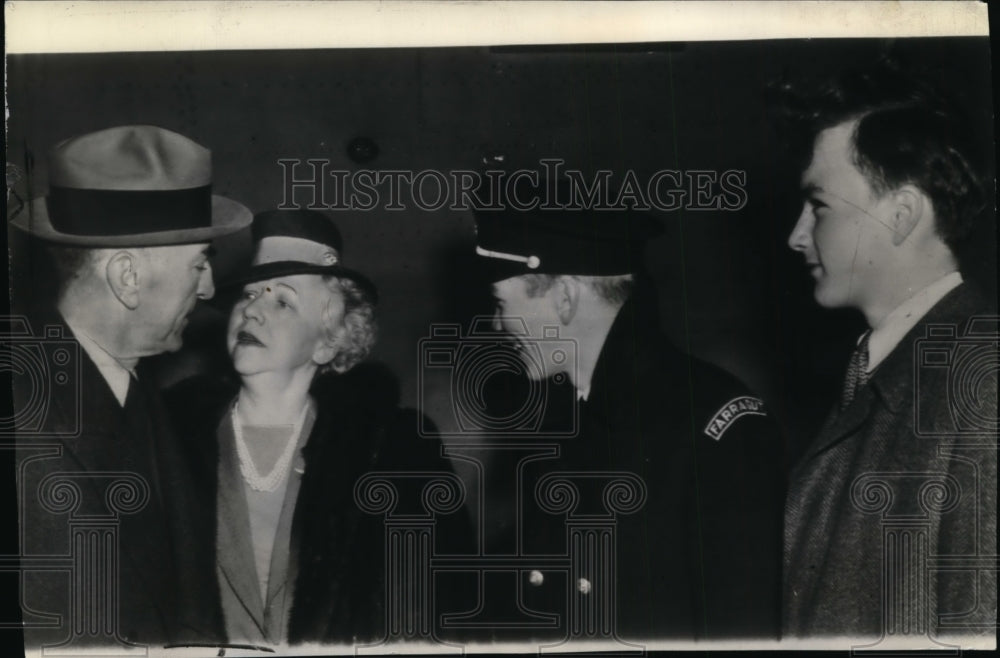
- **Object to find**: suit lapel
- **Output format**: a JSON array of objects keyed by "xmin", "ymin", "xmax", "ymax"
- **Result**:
[{"xmin": 215, "ymin": 410, "xmax": 267, "ymax": 632}]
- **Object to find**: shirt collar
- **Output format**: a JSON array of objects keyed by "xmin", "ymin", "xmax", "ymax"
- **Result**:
[
  {"xmin": 867, "ymin": 271, "xmax": 963, "ymax": 372},
  {"xmin": 65, "ymin": 320, "xmax": 136, "ymax": 407}
]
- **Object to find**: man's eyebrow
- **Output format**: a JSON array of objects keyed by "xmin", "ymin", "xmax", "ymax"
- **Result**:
[
  {"xmin": 190, "ymin": 247, "xmax": 214, "ymax": 265},
  {"xmin": 196, "ymin": 246, "xmax": 216, "ymax": 260},
  {"xmin": 276, "ymin": 282, "xmax": 299, "ymax": 295}
]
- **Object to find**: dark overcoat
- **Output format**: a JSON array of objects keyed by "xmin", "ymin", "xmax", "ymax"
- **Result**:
[
  {"xmin": 495, "ymin": 288, "xmax": 786, "ymax": 640},
  {"xmin": 15, "ymin": 313, "xmax": 221, "ymax": 649},
  {"xmin": 783, "ymin": 283, "xmax": 998, "ymax": 639}
]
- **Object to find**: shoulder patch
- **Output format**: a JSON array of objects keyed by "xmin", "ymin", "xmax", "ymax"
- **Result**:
[{"xmin": 703, "ymin": 395, "xmax": 766, "ymax": 441}]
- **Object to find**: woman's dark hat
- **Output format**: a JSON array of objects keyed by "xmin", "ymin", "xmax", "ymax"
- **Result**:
[
  {"xmin": 224, "ymin": 209, "xmax": 378, "ymax": 302},
  {"xmin": 11, "ymin": 125, "xmax": 252, "ymax": 246}
]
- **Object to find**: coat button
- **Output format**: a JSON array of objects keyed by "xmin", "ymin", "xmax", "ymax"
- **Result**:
[
  {"xmin": 528, "ymin": 570, "xmax": 544, "ymax": 586},
  {"xmin": 577, "ymin": 577, "xmax": 591, "ymax": 594}
]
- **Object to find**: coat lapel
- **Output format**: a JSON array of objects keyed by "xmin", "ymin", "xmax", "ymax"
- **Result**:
[
  {"xmin": 795, "ymin": 284, "xmax": 984, "ymax": 467},
  {"xmin": 56, "ymin": 346, "xmax": 126, "ymax": 471},
  {"xmin": 797, "ymin": 388, "xmax": 875, "ymax": 466},
  {"xmin": 51, "ymin": 331, "xmax": 176, "ymax": 639},
  {"xmin": 261, "ymin": 407, "xmax": 314, "ymax": 640},
  {"xmin": 215, "ymin": 410, "xmax": 267, "ymax": 634}
]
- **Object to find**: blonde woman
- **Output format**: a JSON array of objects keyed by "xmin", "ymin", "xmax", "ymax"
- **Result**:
[{"xmin": 168, "ymin": 210, "xmax": 458, "ymax": 646}]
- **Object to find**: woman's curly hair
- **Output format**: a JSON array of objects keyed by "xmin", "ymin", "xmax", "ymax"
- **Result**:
[{"xmin": 318, "ymin": 275, "xmax": 378, "ymax": 375}]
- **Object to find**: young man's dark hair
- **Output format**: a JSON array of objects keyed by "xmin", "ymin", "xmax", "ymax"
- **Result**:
[{"xmin": 771, "ymin": 60, "xmax": 987, "ymax": 253}]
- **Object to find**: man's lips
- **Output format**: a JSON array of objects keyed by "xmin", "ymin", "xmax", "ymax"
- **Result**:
[{"xmin": 236, "ymin": 330, "xmax": 264, "ymax": 346}]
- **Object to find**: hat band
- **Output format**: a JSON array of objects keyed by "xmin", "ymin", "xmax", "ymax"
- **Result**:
[{"xmin": 46, "ymin": 185, "xmax": 213, "ymax": 237}]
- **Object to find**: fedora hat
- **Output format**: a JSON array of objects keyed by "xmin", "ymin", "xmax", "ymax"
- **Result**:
[
  {"xmin": 224, "ymin": 209, "xmax": 378, "ymax": 302},
  {"xmin": 11, "ymin": 125, "xmax": 252, "ymax": 246}
]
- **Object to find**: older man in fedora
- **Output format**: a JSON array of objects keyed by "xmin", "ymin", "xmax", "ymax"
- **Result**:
[{"xmin": 11, "ymin": 125, "xmax": 251, "ymax": 649}]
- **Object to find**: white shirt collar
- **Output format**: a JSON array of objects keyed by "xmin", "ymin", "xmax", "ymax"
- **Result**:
[
  {"xmin": 65, "ymin": 320, "xmax": 135, "ymax": 407},
  {"xmin": 867, "ymin": 271, "xmax": 963, "ymax": 372}
]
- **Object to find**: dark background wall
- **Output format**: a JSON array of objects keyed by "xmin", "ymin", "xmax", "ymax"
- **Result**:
[{"xmin": 7, "ymin": 38, "xmax": 995, "ymax": 461}]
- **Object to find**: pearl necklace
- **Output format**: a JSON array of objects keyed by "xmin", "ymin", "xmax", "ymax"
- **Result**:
[{"xmin": 231, "ymin": 400, "xmax": 310, "ymax": 492}]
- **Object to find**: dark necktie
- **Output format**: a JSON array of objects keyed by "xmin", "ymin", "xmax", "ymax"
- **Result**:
[{"xmin": 840, "ymin": 330, "xmax": 872, "ymax": 412}]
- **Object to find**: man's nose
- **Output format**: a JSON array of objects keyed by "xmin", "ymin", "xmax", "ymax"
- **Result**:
[
  {"xmin": 197, "ymin": 264, "xmax": 216, "ymax": 300},
  {"xmin": 787, "ymin": 206, "xmax": 814, "ymax": 253},
  {"xmin": 491, "ymin": 308, "xmax": 503, "ymax": 333}
]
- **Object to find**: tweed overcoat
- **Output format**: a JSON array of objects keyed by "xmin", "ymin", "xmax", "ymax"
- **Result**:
[{"xmin": 783, "ymin": 283, "xmax": 998, "ymax": 640}]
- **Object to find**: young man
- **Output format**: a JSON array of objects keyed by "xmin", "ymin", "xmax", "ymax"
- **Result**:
[
  {"xmin": 781, "ymin": 67, "xmax": 997, "ymax": 641},
  {"xmin": 12, "ymin": 125, "xmax": 252, "ymax": 648}
]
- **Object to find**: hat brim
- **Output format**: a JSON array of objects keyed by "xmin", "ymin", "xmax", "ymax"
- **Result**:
[
  {"xmin": 223, "ymin": 260, "xmax": 379, "ymax": 303},
  {"xmin": 11, "ymin": 195, "xmax": 252, "ymax": 246}
]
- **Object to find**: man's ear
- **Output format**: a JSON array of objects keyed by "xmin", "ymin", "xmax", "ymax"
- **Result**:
[
  {"xmin": 105, "ymin": 251, "xmax": 140, "ymax": 309},
  {"xmin": 889, "ymin": 185, "xmax": 925, "ymax": 246},
  {"xmin": 552, "ymin": 276, "xmax": 580, "ymax": 325}
]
